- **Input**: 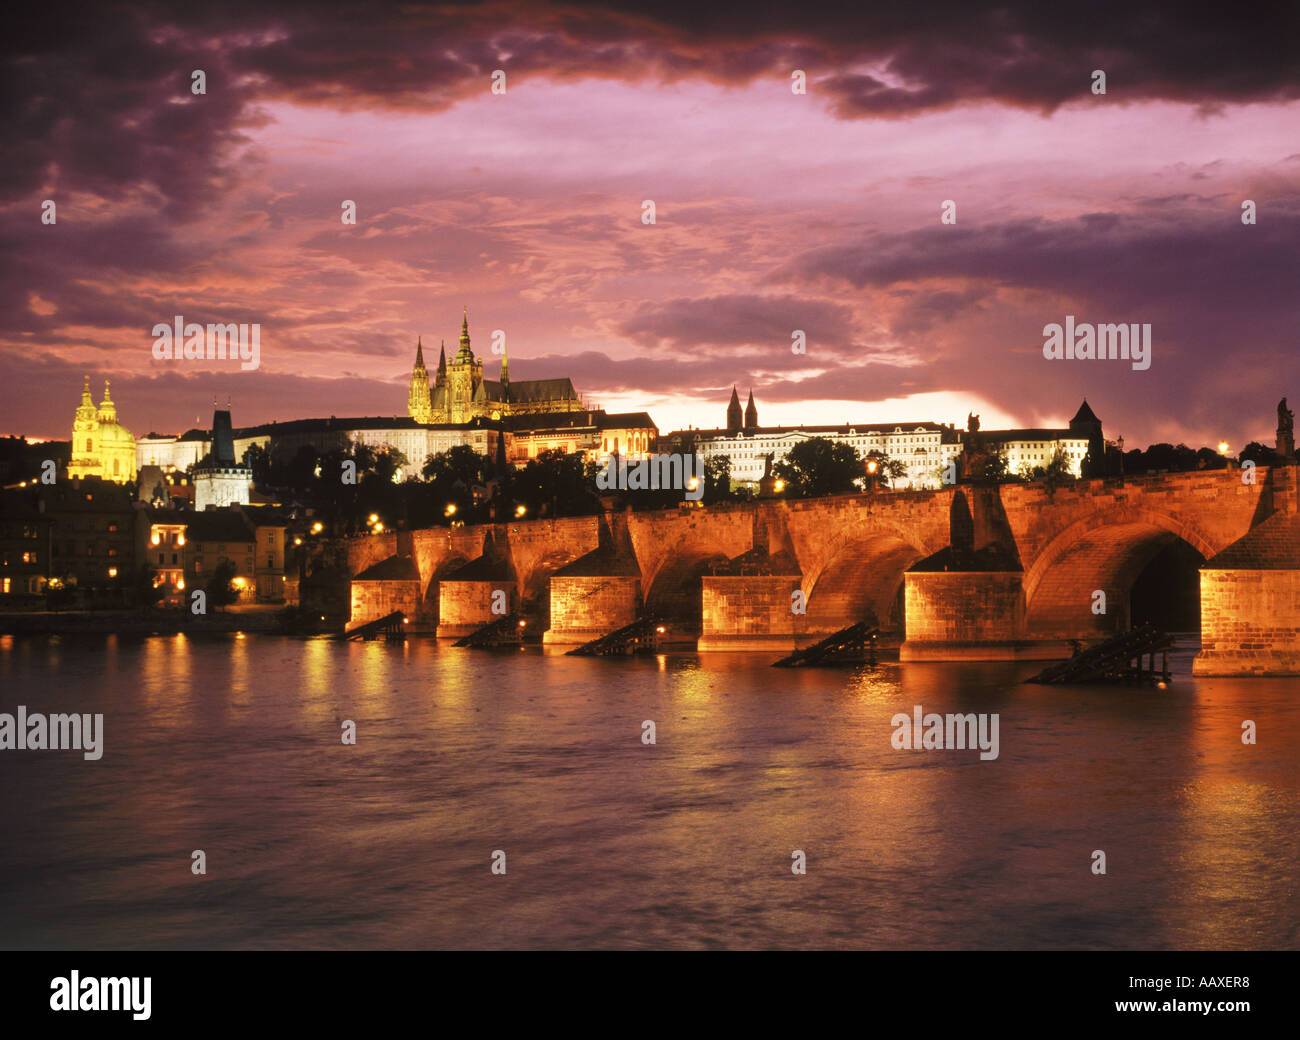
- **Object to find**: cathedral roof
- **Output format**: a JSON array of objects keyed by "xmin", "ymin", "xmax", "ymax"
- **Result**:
[{"xmin": 493, "ymin": 377, "xmax": 580, "ymax": 403}]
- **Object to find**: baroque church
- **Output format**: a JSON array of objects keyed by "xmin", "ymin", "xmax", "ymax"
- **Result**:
[
  {"xmin": 68, "ymin": 376, "xmax": 137, "ymax": 483},
  {"xmin": 407, "ymin": 310, "xmax": 584, "ymax": 424}
]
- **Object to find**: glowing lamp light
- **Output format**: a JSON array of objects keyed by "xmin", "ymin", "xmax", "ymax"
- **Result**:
[
  {"xmin": 515, "ymin": 504, "xmax": 527, "ymax": 517},
  {"xmin": 656, "ymin": 625, "xmax": 666, "ymax": 634},
  {"xmin": 403, "ymin": 617, "xmax": 409, "ymax": 624},
  {"xmin": 866, "ymin": 459, "xmax": 879, "ymax": 475},
  {"xmin": 373, "ymin": 522, "xmax": 384, "ymax": 533},
  {"xmin": 686, "ymin": 477, "xmax": 699, "ymax": 491},
  {"xmin": 176, "ymin": 578, "xmax": 185, "ymax": 591},
  {"xmin": 518, "ymin": 620, "xmax": 527, "ymax": 628},
  {"xmin": 294, "ymin": 537, "xmax": 303, "ymax": 546},
  {"xmin": 1217, "ymin": 441, "xmax": 1230, "ymax": 455},
  {"xmin": 774, "ymin": 479, "xmax": 785, "ymax": 493},
  {"xmin": 367, "ymin": 513, "xmax": 379, "ymax": 525},
  {"xmin": 107, "ymin": 567, "xmax": 118, "ymax": 578},
  {"xmin": 177, "ymin": 534, "xmax": 185, "ymax": 546},
  {"xmin": 232, "ymin": 577, "xmax": 246, "ymax": 589},
  {"xmin": 311, "ymin": 522, "xmax": 323, "ymax": 534},
  {"xmin": 444, "ymin": 504, "xmax": 457, "ymax": 517}
]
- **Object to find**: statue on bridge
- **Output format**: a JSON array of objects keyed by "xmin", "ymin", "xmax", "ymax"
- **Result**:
[
  {"xmin": 967, "ymin": 412, "xmax": 980, "ymax": 435},
  {"xmin": 1279, "ymin": 397, "xmax": 1296, "ymax": 462},
  {"xmin": 758, "ymin": 452, "xmax": 778, "ymax": 498}
]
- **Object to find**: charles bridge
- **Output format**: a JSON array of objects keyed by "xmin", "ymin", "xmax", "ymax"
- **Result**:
[{"xmin": 342, "ymin": 465, "xmax": 1300, "ymax": 676}]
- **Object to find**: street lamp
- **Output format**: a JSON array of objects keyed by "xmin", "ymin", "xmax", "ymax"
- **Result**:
[
  {"xmin": 367, "ymin": 513, "xmax": 379, "ymax": 525},
  {"xmin": 444, "ymin": 503, "xmax": 457, "ymax": 517},
  {"xmin": 774, "ymin": 479, "xmax": 785, "ymax": 493},
  {"xmin": 515, "ymin": 504, "xmax": 527, "ymax": 518}
]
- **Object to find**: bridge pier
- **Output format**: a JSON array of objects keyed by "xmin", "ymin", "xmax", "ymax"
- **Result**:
[
  {"xmin": 437, "ymin": 579, "xmax": 519, "ymax": 640},
  {"xmin": 698, "ymin": 575, "xmax": 803, "ymax": 652},
  {"xmin": 543, "ymin": 575, "xmax": 642, "ymax": 646},
  {"xmin": 900, "ymin": 570, "xmax": 1070, "ymax": 661},
  {"xmin": 1194, "ymin": 507, "xmax": 1300, "ymax": 676}
]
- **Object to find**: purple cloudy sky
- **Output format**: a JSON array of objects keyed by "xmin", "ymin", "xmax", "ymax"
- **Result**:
[{"xmin": 2, "ymin": 0, "xmax": 1298, "ymax": 448}]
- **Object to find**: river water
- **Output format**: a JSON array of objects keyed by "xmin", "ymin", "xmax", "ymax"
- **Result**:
[{"xmin": 1, "ymin": 633, "xmax": 1297, "ymax": 950}]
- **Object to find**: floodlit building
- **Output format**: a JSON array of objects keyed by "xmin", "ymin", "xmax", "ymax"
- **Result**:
[{"xmin": 68, "ymin": 377, "xmax": 137, "ymax": 483}]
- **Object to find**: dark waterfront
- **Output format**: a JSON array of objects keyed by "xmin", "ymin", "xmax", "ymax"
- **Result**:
[{"xmin": 1, "ymin": 633, "xmax": 1297, "ymax": 950}]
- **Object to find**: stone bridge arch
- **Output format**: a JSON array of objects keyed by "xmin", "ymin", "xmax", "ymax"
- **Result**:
[
  {"xmin": 800, "ymin": 523, "xmax": 939, "ymax": 635},
  {"xmin": 1022, "ymin": 505, "xmax": 1219, "ymax": 639},
  {"xmin": 626, "ymin": 506, "xmax": 759, "ymax": 621},
  {"xmin": 782, "ymin": 494, "xmax": 952, "ymax": 636}
]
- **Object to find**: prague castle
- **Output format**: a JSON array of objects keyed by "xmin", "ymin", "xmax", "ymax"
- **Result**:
[
  {"xmin": 68, "ymin": 377, "xmax": 137, "ymax": 483},
  {"xmin": 407, "ymin": 310, "xmax": 583, "ymax": 424}
]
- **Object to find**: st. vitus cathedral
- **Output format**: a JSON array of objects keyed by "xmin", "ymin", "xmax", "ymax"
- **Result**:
[{"xmin": 407, "ymin": 310, "xmax": 584, "ymax": 424}]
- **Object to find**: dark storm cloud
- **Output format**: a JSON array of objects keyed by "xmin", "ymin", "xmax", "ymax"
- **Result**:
[
  {"xmin": 782, "ymin": 208, "xmax": 1300, "ymax": 321},
  {"xmin": 5, "ymin": 1, "xmax": 1296, "ymax": 212},
  {"xmin": 618, "ymin": 294, "xmax": 858, "ymax": 353},
  {"xmin": 507, "ymin": 349, "xmax": 933, "ymax": 403}
]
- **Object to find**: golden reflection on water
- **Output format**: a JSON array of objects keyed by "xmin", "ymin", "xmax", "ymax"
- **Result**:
[{"xmin": 1160, "ymin": 680, "xmax": 1300, "ymax": 947}]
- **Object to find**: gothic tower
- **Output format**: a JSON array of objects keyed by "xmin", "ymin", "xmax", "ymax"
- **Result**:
[
  {"xmin": 726, "ymin": 386, "xmax": 743, "ymax": 434},
  {"xmin": 447, "ymin": 309, "xmax": 483, "ymax": 423},
  {"xmin": 744, "ymin": 389, "xmax": 757, "ymax": 432},
  {"xmin": 407, "ymin": 336, "xmax": 432, "ymax": 423}
]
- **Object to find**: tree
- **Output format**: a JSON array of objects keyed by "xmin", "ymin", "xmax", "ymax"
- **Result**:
[
  {"xmin": 134, "ymin": 565, "xmax": 166, "ymax": 608},
  {"xmin": 1239, "ymin": 441, "xmax": 1280, "ymax": 468},
  {"xmin": 1025, "ymin": 446, "xmax": 1076, "ymax": 492},
  {"xmin": 864, "ymin": 451, "xmax": 907, "ymax": 489},
  {"xmin": 704, "ymin": 454, "xmax": 732, "ymax": 503},
  {"xmin": 773, "ymin": 438, "xmax": 864, "ymax": 497},
  {"xmin": 965, "ymin": 447, "xmax": 1012, "ymax": 483},
  {"xmin": 206, "ymin": 560, "xmax": 239, "ymax": 612},
  {"xmin": 242, "ymin": 443, "xmax": 273, "ymax": 487},
  {"xmin": 423, "ymin": 445, "xmax": 487, "ymax": 521},
  {"xmin": 509, "ymin": 449, "xmax": 600, "ymax": 518}
]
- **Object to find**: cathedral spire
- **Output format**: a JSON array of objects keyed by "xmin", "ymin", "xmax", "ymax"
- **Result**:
[
  {"xmin": 744, "ymin": 389, "xmax": 757, "ymax": 431},
  {"xmin": 456, "ymin": 308, "xmax": 473, "ymax": 362},
  {"xmin": 500, "ymin": 341, "xmax": 509, "ymax": 387},
  {"xmin": 408, "ymin": 336, "xmax": 432, "ymax": 422},
  {"xmin": 726, "ymin": 385, "xmax": 743, "ymax": 434}
]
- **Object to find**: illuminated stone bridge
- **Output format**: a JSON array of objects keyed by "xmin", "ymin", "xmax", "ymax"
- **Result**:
[{"xmin": 345, "ymin": 465, "xmax": 1300, "ymax": 676}]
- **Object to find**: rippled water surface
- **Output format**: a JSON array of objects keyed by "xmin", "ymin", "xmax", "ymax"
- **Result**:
[{"xmin": 1, "ymin": 633, "xmax": 1297, "ymax": 949}]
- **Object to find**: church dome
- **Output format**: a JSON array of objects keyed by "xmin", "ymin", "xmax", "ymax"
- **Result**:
[{"xmin": 97, "ymin": 419, "xmax": 135, "ymax": 445}]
